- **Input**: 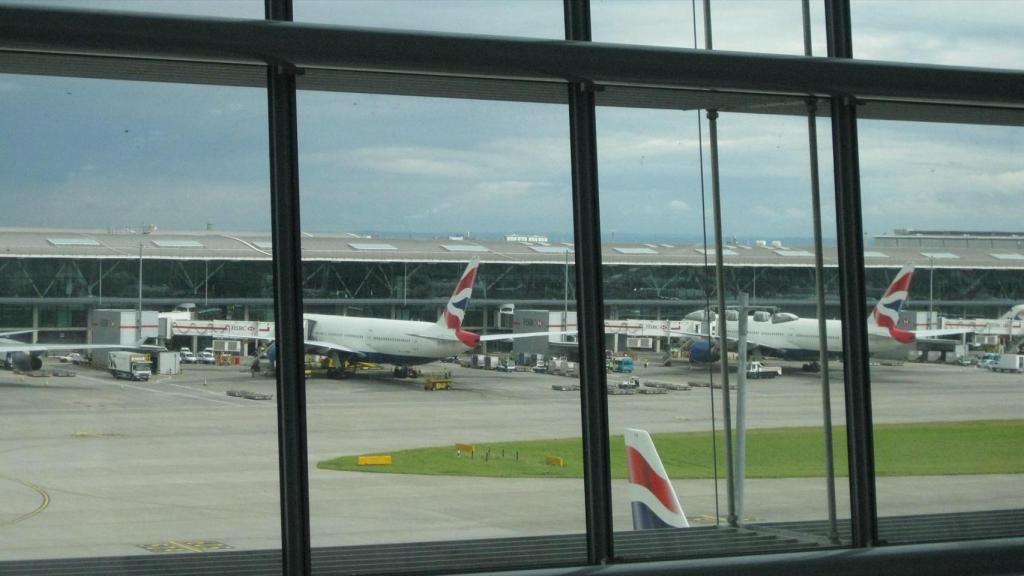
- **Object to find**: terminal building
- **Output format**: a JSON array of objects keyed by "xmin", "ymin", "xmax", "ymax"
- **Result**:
[{"xmin": 2, "ymin": 227, "xmax": 1022, "ymax": 352}]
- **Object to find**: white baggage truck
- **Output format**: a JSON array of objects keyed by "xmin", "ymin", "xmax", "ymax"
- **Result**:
[
  {"xmin": 109, "ymin": 351, "xmax": 153, "ymax": 381},
  {"xmin": 991, "ymin": 354, "xmax": 1024, "ymax": 373}
]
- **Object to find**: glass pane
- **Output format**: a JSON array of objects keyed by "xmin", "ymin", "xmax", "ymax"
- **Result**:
[
  {"xmin": 852, "ymin": 0, "xmax": 1024, "ymax": 69},
  {"xmin": 2, "ymin": 0, "xmax": 261, "ymax": 18},
  {"xmin": 294, "ymin": 0, "xmax": 564, "ymax": 38},
  {"xmin": 297, "ymin": 90, "xmax": 586, "ymax": 574},
  {"xmin": 0, "ymin": 74, "xmax": 277, "ymax": 565},
  {"xmin": 859, "ymin": 115, "xmax": 1024, "ymax": 544},
  {"xmin": 592, "ymin": 0, "xmax": 827, "ymax": 56},
  {"xmin": 598, "ymin": 98, "xmax": 853, "ymax": 561}
]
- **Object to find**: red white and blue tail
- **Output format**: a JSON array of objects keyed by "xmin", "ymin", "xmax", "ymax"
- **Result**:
[
  {"xmin": 438, "ymin": 259, "xmax": 480, "ymax": 348},
  {"xmin": 869, "ymin": 265, "xmax": 915, "ymax": 344},
  {"xmin": 625, "ymin": 428, "xmax": 689, "ymax": 530}
]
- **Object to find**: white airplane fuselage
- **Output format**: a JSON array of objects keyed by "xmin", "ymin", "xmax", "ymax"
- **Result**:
[
  {"xmin": 686, "ymin": 316, "xmax": 909, "ymax": 360},
  {"xmin": 305, "ymin": 313, "xmax": 467, "ymax": 366}
]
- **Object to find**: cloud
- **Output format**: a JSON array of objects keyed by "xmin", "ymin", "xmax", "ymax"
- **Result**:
[
  {"xmin": 2, "ymin": 1, "xmax": 1019, "ymax": 241},
  {"xmin": 345, "ymin": 147, "xmax": 483, "ymax": 178},
  {"xmin": 668, "ymin": 200, "xmax": 690, "ymax": 212}
]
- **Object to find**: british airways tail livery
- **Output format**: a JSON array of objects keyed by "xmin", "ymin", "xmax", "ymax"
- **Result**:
[
  {"xmin": 867, "ymin": 264, "xmax": 915, "ymax": 344},
  {"xmin": 438, "ymin": 259, "xmax": 482, "ymax": 349},
  {"xmin": 625, "ymin": 428, "xmax": 689, "ymax": 530}
]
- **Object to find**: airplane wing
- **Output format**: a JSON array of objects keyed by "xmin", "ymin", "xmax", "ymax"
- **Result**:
[
  {"xmin": 0, "ymin": 342, "xmax": 140, "ymax": 354},
  {"xmin": 409, "ymin": 330, "xmax": 576, "ymax": 343},
  {"xmin": 670, "ymin": 327, "xmax": 742, "ymax": 343},
  {"xmin": 478, "ymin": 330, "xmax": 577, "ymax": 342},
  {"xmin": 910, "ymin": 327, "xmax": 974, "ymax": 349},
  {"xmin": 911, "ymin": 327, "xmax": 974, "ymax": 339},
  {"xmin": 302, "ymin": 339, "xmax": 366, "ymax": 359}
]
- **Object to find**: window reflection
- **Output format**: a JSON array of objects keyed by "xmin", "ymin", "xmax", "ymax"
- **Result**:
[
  {"xmin": 294, "ymin": 0, "xmax": 563, "ymax": 38},
  {"xmin": 597, "ymin": 103, "xmax": 850, "ymax": 560},
  {"xmin": 0, "ymin": 75, "xmax": 277, "ymax": 561},
  {"xmin": 297, "ymin": 90, "xmax": 587, "ymax": 572},
  {"xmin": 859, "ymin": 119, "xmax": 1024, "ymax": 544}
]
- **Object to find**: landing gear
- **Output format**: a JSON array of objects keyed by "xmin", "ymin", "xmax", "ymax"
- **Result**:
[
  {"xmin": 392, "ymin": 366, "xmax": 419, "ymax": 378},
  {"xmin": 326, "ymin": 354, "xmax": 357, "ymax": 379},
  {"xmin": 328, "ymin": 364, "xmax": 355, "ymax": 379},
  {"xmin": 801, "ymin": 361, "xmax": 821, "ymax": 373}
]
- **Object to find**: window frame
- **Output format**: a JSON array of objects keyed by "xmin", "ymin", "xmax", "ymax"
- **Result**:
[{"xmin": 0, "ymin": 1, "xmax": 1022, "ymax": 575}]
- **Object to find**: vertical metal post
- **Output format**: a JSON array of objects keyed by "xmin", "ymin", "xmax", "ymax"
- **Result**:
[
  {"xmin": 266, "ymin": 0, "xmax": 312, "ymax": 574},
  {"xmin": 137, "ymin": 242, "xmax": 143, "ymax": 343},
  {"xmin": 802, "ymin": 0, "xmax": 839, "ymax": 544},
  {"xmin": 564, "ymin": 0, "xmax": 613, "ymax": 564},
  {"xmin": 703, "ymin": 0, "xmax": 736, "ymax": 528},
  {"xmin": 734, "ymin": 293, "xmax": 748, "ymax": 523},
  {"xmin": 929, "ymin": 256, "xmax": 935, "ymax": 329},
  {"xmin": 825, "ymin": 0, "xmax": 878, "ymax": 548}
]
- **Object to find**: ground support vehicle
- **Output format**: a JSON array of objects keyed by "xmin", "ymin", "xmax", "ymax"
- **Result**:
[
  {"xmin": 991, "ymin": 354, "xmax": 1024, "ymax": 373},
  {"xmin": 109, "ymin": 352, "xmax": 152, "ymax": 381},
  {"xmin": 745, "ymin": 361, "xmax": 782, "ymax": 379}
]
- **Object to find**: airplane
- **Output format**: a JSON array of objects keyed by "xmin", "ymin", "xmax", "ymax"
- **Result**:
[
  {"xmin": 625, "ymin": 428, "xmax": 689, "ymax": 529},
  {"xmin": 936, "ymin": 304, "xmax": 1024, "ymax": 337},
  {"xmin": 680, "ymin": 264, "xmax": 972, "ymax": 369},
  {"xmin": 0, "ymin": 330, "xmax": 157, "ymax": 371},
  {"xmin": 267, "ymin": 259, "xmax": 571, "ymax": 378}
]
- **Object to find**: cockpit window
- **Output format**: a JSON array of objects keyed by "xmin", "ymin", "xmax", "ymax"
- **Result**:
[{"xmin": 772, "ymin": 312, "xmax": 799, "ymax": 323}]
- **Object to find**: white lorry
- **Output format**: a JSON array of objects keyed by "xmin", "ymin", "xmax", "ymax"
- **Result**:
[
  {"xmin": 991, "ymin": 354, "xmax": 1024, "ymax": 373},
  {"xmin": 109, "ymin": 351, "xmax": 153, "ymax": 381},
  {"xmin": 745, "ymin": 361, "xmax": 783, "ymax": 379}
]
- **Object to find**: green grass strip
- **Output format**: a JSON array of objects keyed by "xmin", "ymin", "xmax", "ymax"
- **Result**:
[{"xmin": 317, "ymin": 419, "xmax": 1024, "ymax": 479}]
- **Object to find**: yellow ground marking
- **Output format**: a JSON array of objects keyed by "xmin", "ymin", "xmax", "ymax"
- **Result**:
[
  {"xmin": 140, "ymin": 540, "xmax": 232, "ymax": 553},
  {"xmin": 0, "ymin": 475, "xmax": 50, "ymax": 526}
]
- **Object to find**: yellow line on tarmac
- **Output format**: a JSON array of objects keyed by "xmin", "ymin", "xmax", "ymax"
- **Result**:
[{"xmin": 0, "ymin": 475, "xmax": 50, "ymax": 526}]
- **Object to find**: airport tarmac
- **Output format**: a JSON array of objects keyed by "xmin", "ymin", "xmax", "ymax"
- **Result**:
[{"xmin": 0, "ymin": 358, "xmax": 1020, "ymax": 561}]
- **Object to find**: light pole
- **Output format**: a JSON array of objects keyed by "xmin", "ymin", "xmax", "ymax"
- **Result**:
[
  {"xmin": 137, "ymin": 242, "xmax": 144, "ymax": 343},
  {"xmin": 928, "ymin": 256, "xmax": 935, "ymax": 329}
]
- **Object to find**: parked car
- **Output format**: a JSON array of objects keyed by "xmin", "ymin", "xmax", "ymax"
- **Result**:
[
  {"xmin": 978, "ymin": 352, "xmax": 1001, "ymax": 370},
  {"xmin": 198, "ymin": 350, "xmax": 216, "ymax": 364},
  {"xmin": 59, "ymin": 352, "xmax": 84, "ymax": 364},
  {"xmin": 179, "ymin": 348, "xmax": 197, "ymax": 364}
]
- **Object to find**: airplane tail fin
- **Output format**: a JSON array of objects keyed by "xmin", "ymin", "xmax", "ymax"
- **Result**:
[
  {"xmin": 625, "ymin": 428, "xmax": 689, "ymax": 530},
  {"xmin": 437, "ymin": 259, "xmax": 480, "ymax": 348},
  {"xmin": 998, "ymin": 304, "xmax": 1024, "ymax": 321},
  {"xmin": 868, "ymin": 264, "xmax": 916, "ymax": 344}
]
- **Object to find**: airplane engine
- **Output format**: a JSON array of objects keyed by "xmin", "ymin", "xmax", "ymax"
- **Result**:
[
  {"xmin": 3, "ymin": 351, "xmax": 42, "ymax": 371},
  {"xmin": 687, "ymin": 340, "xmax": 718, "ymax": 364}
]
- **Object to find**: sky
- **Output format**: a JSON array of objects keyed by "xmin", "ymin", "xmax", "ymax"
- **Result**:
[{"xmin": 1, "ymin": 0, "xmax": 1022, "ymax": 244}]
